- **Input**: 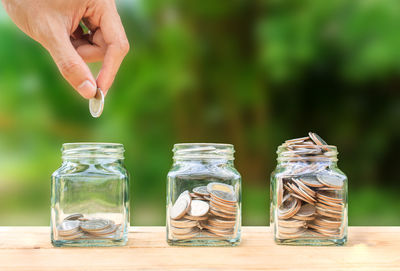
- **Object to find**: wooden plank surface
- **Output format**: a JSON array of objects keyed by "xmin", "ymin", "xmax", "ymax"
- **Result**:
[{"xmin": 0, "ymin": 227, "xmax": 399, "ymax": 270}]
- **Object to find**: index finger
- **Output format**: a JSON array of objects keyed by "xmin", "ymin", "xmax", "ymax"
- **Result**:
[{"xmin": 96, "ymin": 3, "xmax": 130, "ymax": 95}]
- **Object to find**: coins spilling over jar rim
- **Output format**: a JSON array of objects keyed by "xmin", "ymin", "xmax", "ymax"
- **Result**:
[{"xmin": 274, "ymin": 133, "xmax": 346, "ymax": 240}]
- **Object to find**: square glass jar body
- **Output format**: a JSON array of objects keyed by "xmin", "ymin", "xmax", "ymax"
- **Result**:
[
  {"xmin": 166, "ymin": 143, "xmax": 242, "ymax": 247},
  {"xmin": 271, "ymin": 160, "xmax": 348, "ymax": 246},
  {"xmin": 51, "ymin": 143, "xmax": 129, "ymax": 247}
]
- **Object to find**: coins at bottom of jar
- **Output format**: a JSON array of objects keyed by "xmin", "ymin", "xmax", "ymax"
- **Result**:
[
  {"xmin": 56, "ymin": 214, "xmax": 122, "ymax": 240},
  {"xmin": 169, "ymin": 182, "xmax": 239, "ymax": 240},
  {"xmin": 276, "ymin": 174, "xmax": 345, "ymax": 239}
]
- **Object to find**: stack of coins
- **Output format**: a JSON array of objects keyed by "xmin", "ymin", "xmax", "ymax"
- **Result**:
[
  {"xmin": 169, "ymin": 182, "xmax": 238, "ymax": 240},
  {"xmin": 56, "ymin": 214, "xmax": 121, "ymax": 240},
  {"xmin": 275, "ymin": 133, "xmax": 345, "ymax": 239}
]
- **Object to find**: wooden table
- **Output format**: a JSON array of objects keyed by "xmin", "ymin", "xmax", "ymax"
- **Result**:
[{"xmin": 0, "ymin": 227, "xmax": 399, "ymax": 270}]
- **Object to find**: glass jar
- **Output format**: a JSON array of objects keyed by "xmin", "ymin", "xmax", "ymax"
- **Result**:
[
  {"xmin": 166, "ymin": 143, "xmax": 242, "ymax": 246},
  {"xmin": 51, "ymin": 143, "xmax": 130, "ymax": 247},
  {"xmin": 270, "ymin": 133, "xmax": 348, "ymax": 246}
]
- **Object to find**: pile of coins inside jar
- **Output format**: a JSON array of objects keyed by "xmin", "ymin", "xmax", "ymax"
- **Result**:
[
  {"xmin": 276, "ymin": 132, "xmax": 346, "ymax": 239},
  {"xmin": 169, "ymin": 182, "xmax": 238, "ymax": 240},
  {"xmin": 56, "ymin": 214, "xmax": 121, "ymax": 240}
]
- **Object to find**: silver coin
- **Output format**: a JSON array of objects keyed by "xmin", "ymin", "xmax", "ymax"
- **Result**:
[
  {"xmin": 210, "ymin": 190, "xmax": 236, "ymax": 203},
  {"xmin": 317, "ymin": 174, "xmax": 344, "ymax": 188},
  {"xmin": 57, "ymin": 220, "xmax": 81, "ymax": 235},
  {"xmin": 188, "ymin": 200, "xmax": 209, "ymax": 217},
  {"xmin": 80, "ymin": 219, "xmax": 110, "ymax": 232},
  {"xmin": 193, "ymin": 186, "xmax": 210, "ymax": 196},
  {"xmin": 170, "ymin": 190, "xmax": 191, "ymax": 220},
  {"xmin": 64, "ymin": 213, "xmax": 84, "ymax": 221},
  {"xmin": 89, "ymin": 87, "xmax": 104, "ymax": 118}
]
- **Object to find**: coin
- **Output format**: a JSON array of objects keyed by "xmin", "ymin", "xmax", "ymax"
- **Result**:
[
  {"xmin": 277, "ymin": 228, "xmax": 306, "ymax": 239},
  {"xmin": 316, "ymin": 191, "xmax": 343, "ymax": 203},
  {"xmin": 170, "ymin": 190, "xmax": 191, "ymax": 220},
  {"xmin": 89, "ymin": 87, "xmax": 104, "ymax": 118},
  {"xmin": 183, "ymin": 215, "xmax": 209, "ymax": 221},
  {"xmin": 295, "ymin": 203, "xmax": 316, "ymax": 217},
  {"xmin": 193, "ymin": 186, "xmax": 210, "ymax": 196},
  {"xmin": 317, "ymin": 175, "xmax": 344, "ymax": 189},
  {"xmin": 292, "ymin": 178, "xmax": 316, "ymax": 197},
  {"xmin": 170, "ymin": 218, "xmax": 198, "ymax": 228},
  {"xmin": 210, "ymin": 190, "xmax": 237, "ymax": 203},
  {"xmin": 209, "ymin": 208, "xmax": 236, "ymax": 220},
  {"xmin": 57, "ymin": 220, "xmax": 81, "ymax": 236},
  {"xmin": 207, "ymin": 182, "xmax": 234, "ymax": 194},
  {"xmin": 209, "ymin": 205, "xmax": 237, "ymax": 216},
  {"xmin": 292, "ymin": 214, "xmax": 316, "ymax": 221},
  {"xmin": 90, "ymin": 223, "xmax": 118, "ymax": 236},
  {"xmin": 277, "ymin": 178, "xmax": 283, "ymax": 206},
  {"xmin": 60, "ymin": 231, "xmax": 85, "ymax": 240},
  {"xmin": 188, "ymin": 200, "xmax": 210, "ymax": 217},
  {"xmin": 278, "ymin": 219, "xmax": 306, "ymax": 228},
  {"xmin": 278, "ymin": 196, "xmax": 301, "ymax": 219},
  {"xmin": 80, "ymin": 219, "xmax": 110, "ymax": 232},
  {"xmin": 308, "ymin": 132, "xmax": 328, "ymax": 146},
  {"xmin": 284, "ymin": 136, "xmax": 310, "ymax": 144},
  {"xmin": 208, "ymin": 218, "xmax": 236, "ymax": 228},
  {"xmin": 170, "ymin": 226, "xmax": 197, "ymax": 235},
  {"xmin": 279, "ymin": 226, "xmax": 305, "ymax": 234},
  {"xmin": 313, "ymin": 217, "xmax": 342, "ymax": 228},
  {"xmin": 172, "ymin": 227, "xmax": 200, "ymax": 240},
  {"xmin": 209, "ymin": 200, "xmax": 237, "ymax": 212},
  {"xmin": 64, "ymin": 213, "xmax": 84, "ymax": 221}
]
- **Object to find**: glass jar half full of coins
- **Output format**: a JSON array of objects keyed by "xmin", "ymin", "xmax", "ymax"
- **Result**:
[
  {"xmin": 166, "ymin": 143, "xmax": 242, "ymax": 246},
  {"xmin": 270, "ymin": 133, "xmax": 348, "ymax": 246},
  {"xmin": 51, "ymin": 143, "xmax": 130, "ymax": 247}
]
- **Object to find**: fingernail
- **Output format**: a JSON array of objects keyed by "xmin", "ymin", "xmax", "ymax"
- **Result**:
[{"xmin": 78, "ymin": 80, "xmax": 96, "ymax": 99}]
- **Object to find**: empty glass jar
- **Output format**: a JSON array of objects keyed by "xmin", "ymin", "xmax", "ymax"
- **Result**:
[
  {"xmin": 270, "ymin": 133, "xmax": 348, "ymax": 246},
  {"xmin": 51, "ymin": 143, "xmax": 130, "ymax": 247},
  {"xmin": 166, "ymin": 143, "xmax": 242, "ymax": 246}
]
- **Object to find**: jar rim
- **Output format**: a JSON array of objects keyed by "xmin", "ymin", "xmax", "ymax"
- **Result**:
[
  {"xmin": 276, "ymin": 144, "xmax": 338, "ymax": 162},
  {"xmin": 173, "ymin": 143, "xmax": 235, "ymax": 160},
  {"xmin": 62, "ymin": 142, "xmax": 125, "ymax": 159}
]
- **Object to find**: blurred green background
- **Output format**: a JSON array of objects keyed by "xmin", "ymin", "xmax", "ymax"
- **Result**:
[{"xmin": 0, "ymin": 0, "xmax": 399, "ymax": 226}]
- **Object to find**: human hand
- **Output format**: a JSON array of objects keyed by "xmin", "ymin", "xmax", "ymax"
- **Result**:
[{"xmin": 2, "ymin": 0, "xmax": 129, "ymax": 98}]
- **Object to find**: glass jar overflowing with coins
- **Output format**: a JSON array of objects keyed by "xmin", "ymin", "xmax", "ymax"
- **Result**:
[
  {"xmin": 51, "ymin": 143, "xmax": 130, "ymax": 247},
  {"xmin": 270, "ymin": 133, "xmax": 348, "ymax": 246},
  {"xmin": 166, "ymin": 143, "xmax": 242, "ymax": 246}
]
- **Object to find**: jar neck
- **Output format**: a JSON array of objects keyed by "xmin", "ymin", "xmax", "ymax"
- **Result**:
[
  {"xmin": 276, "ymin": 144, "xmax": 338, "ymax": 164},
  {"xmin": 172, "ymin": 143, "xmax": 235, "ymax": 162},
  {"xmin": 61, "ymin": 143, "xmax": 125, "ymax": 162}
]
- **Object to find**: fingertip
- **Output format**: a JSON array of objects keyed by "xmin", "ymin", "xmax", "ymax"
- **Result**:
[{"xmin": 77, "ymin": 80, "xmax": 97, "ymax": 99}]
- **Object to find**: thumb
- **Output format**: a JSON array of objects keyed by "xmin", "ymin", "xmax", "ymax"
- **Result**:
[{"xmin": 47, "ymin": 33, "xmax": 97, "ymax": 99}]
